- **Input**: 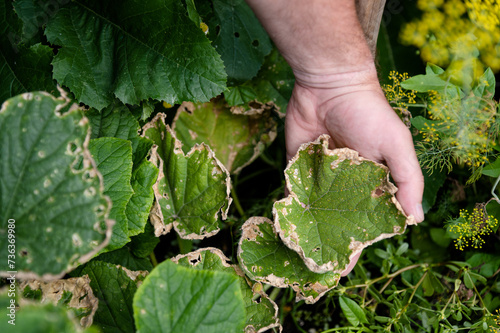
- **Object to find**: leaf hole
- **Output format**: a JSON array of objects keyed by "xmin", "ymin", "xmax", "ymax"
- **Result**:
[
  {"xmin": 20, "ymin": 249, "xmax": 28, "ymax": 257},
  {"xmin": 215, "ymin": 25, "xmax": 221, "ymax": 36},
  {"xmin": 234, "ymin": 32, "xmax": 240, "ymax": 38},
  {"xmin": 67, "ymin": 141, "xmax": 78, "ymax": 155},
  {"xmin": 252, "ymin": 39, "xmax": 259, "ymax": 47},
  {"xmin": 189, "ymin": 254, "xmax": 201, "ymax": 266},
  {"xmin": 372, "ymin": 187, "xmax": 385, "ymax": 198}
]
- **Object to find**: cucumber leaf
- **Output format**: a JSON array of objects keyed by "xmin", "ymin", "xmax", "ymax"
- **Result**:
[
  {"xmin": 0, "ymin": 92, "xmax": 112, "ymax": 279},
  {"xmin": 273, "ymin": 135, "xmax": 412, "ymax": 274}
]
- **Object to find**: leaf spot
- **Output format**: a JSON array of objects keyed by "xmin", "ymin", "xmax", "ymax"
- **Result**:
[
  {"xmin": 371, "ymin": 187, "xmax": 385, "ymax": 198},
  {"xmin": 43, "ymin": 178, "xmax": 52, "ymax": 188},
  {"xmin": 38, "ymin": 151, "xmax": 46, "ymax": 158},
  {"xmin": 72, "ymin": 233, "xmax": 83, "ymax": 247}
]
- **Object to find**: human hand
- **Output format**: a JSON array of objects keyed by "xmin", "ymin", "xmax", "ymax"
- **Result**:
[{"xmin": 284, "ymin": 68, "xmax": 425, "ymax": 276}]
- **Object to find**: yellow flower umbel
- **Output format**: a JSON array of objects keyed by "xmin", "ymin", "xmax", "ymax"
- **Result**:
[
  {"xmin": 416, "ymin": 84, "xmax": 498, "ymax": 178},
  {"xmin": 383, "ymin": 71, "xmax": 417, "ymax": 127},
  {"xmin": 447, "ymin": 205, "xmax": 498, "ymax": 251},
  {"xmin": 400, "ymin": 0, "xmax": 500, "ymax": 74}
]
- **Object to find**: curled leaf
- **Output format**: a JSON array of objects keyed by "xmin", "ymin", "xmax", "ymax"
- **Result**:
[
  {"xmin": 238, "ymin": 217, "xmax": 340, "ymax": 304},
  {"xmin": 143, "ymin": 113, "xmax": 231, "ymax": 239},
  {"xmin": 273, "ymin": 135, "xmax": 414, "ymax": 274}
]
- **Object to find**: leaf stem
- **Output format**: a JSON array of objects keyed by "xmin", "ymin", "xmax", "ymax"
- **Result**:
[
  {"xmin": 150, "ymin": 251, "xmax": 158, "ymax": 267},
  {"xmin": 231, "ymin": 186, "xmax": 246, "ymax": 218}
]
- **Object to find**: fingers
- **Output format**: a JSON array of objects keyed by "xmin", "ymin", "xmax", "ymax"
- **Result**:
[
  {"xmin": 341, "ymin": 252, "xmax": 361, "ymax": 276},
  {"xmin": 382, "ymin": 129, "xmax": 425, "ymax": 223}
]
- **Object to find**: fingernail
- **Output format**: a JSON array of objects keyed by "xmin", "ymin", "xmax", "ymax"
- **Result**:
[{"xmin": 414, "ymin": 203, "xmax": 424, "ymax": 223}]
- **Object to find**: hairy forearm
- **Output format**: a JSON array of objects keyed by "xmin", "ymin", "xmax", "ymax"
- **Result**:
[{"xmin": 245, "ymin": 0, "xmax": 375, "ymax": 83}]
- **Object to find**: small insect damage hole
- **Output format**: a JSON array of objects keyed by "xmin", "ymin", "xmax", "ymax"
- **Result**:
[
  {"xmin": 215, "ymin": 25, "xmax": 221, "ymax": 36},
  {"xmin": 234, "ymin": 31, "xmax": 240, "ymax": 38},
  {"xmin": 312, "ymin": 247, "xmax": 321, "ymax": 253},
  {"xmin": 67, "ymin": 141, "xmax": 79, "ymax": 155},
  {"xmin": 20, "ymin": 249, "xmax": 28, "ymax": 257},
  {"xmin": 252, "ymin": 39, "xmax": 259, "ymax": 47},
  {"xmin": 371, "ymin": 187, "xmax": 385, "ymax": 198},
  {"xmin": 189, "ymin": 254, "xmax": 202, "ymax": 266}
]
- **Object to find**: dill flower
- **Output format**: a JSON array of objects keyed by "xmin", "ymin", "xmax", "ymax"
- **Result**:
[
  {"xmin": 400, "ymin": 0, "xmax": 500, "ymax": 75},
  {"xmin": 416, "ymin": 87, "xmax": 498, "ymax": 174},
  {"xmin": 383, "ymin": 71, "xmax": 417, "ymax": 127},
  {"xmin": 447, "ymin": 205, "xmax": 499, "ymax": 251}
]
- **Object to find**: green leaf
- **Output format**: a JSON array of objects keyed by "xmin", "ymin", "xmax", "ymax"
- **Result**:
[
  {"xmin": 93, "ymin": 246, "xmax": 153, "ymax": 272},
  {"xmin": 0, "ymin": 92, "xmax": 112, "ymax": 278},
  {"xmin": 411, "ymin": 116, "xmax": 441, "ymax": 131},
  {"xmin": 210, "ymin": 0, "xmax": 272, "ymax": 84},
  {"xmin": 11, "ymin": 0, "xmax": 51, "ymax": 45},
  {"xmin": 243, "ymin": 47, "xmax": 294, "ymax": 114},
  {"xmin": 225, "ymin": 85, "xmax": 258, "ymax": 106},
  {"xmin": 133, "ymin": 260, "xmax": 246, "ymax": 333},
  {"xmin": 273, "ymin": 135, "xmax": 411, "ymax": 273},
  {"xmin": 401, "ymin": 74, "xmax": 449, "ymax": 92},
  {"xmin": 429, "ymin": 228, "xmax": 452, "ymax": 248},
  {"xmin": 77, "ymin": 261, "xmax": 147, "ymax": 333},
  {"xmin": 44, "ymin": 0, "xmax": 226, "ymax": 110},
  {"xmin": 463, "ymin": 271, "xmax": 475, "ymax": 290},
  {"xmin": 482, "ymin": 157, "xmax": 500, "ymax": 178},
  {"xmin": 126, "ymin": 159, "xmax": 158, "ymax": 236},
  {"xmin": 422, "ymin": 167, "xmax": 446, "ymax": 213},
  {"xmin": 89, "ymin": 137, "xmax": 134, "ymax": 251},
  {"xmin": 128, "ymin": 222, "xmax": 160, "ymax": 259},
  {"xmin": 173, "ymin": 247, "xmax": 281, "ymax": 332},
  {"xmin": 237, "ymin": 217, "xmax": 341, "ymax": 304},
  {"xmin": 0, "ymin": 42, "xmax": 56, "ymax": 105},
  {"xmin": 339, "ymin": 296, "xmax": 368, "ymax": 327},
  {"xmin": 467, "ymin": 253, "xmax": 500, "ymax": 278},
  {"xmin": 173, "ymin": 100, "xmax": 277, "ymax": 174},
  {"xmin": 86, "ymin": 102, "xmax": 153, "ymax": 167},
  {"xmin": 143, "ymin": 113, "xmax": 232, "ymax": 239},
  {"xmin": 473, "ymin": 67, "xmax": 495, "ymax": 99},
  {"xmin": 184, "ymin": 0, "xmax": 201, "ymax": 26},
  {"xmin": 426, "ymin": 63, "xmax": 445, "ymax": 75}
]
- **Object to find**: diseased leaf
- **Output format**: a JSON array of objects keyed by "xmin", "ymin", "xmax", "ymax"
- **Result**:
[
  {"xmin": 20, "ymin": 276, "xmax": 98, "ymax": 328},
  {"xmin": 86, "ymin": 102, "xmax": 153, "ymax": 168},
  {"xmin": 172, "ymin": 247, "xmax": 282, "ymax": 332},
  {"xmin": 238, "ymin": 217, "xmax": 340, "ymax": 304},
  {"xmin": 126, "ymin": 159, "xmax": 158, "ymax": 236},
  {"xmin": 0, "ymin": 291, "xmax": 96, "ymax": 333},
  {"xmin": 273, "ymin": 135, "xmax": 413, "ymax": 274},
  {"xmin": 210, "ymin": 0, "xmax": 272, "ymax": 84},
  {"xmin": 143, "ymin": 113, "xmax": 232, "ymax": 239},
  {"xmin": 133, "ymin": 260, "xmax": 246, "ymax": 333},
  {"xmin": 0, "ymin": 92, "xmax": 112, "ymax": 279},
  {"xmin": 89, "ymin": 137, "xmax": 134, "ymax": 251},
  {"xmin": 242, "ymin": 47, "xmax": 294, "ymax": 114},
  {"xmin": 44, "ymin": 0, "xmax": 226, "ymax": 110},
  {"xmin": 173, "ymin": 99, "xmax": 277, "ymax": 174},
  {"xmin": 339, "ymin": 296, "xmax": 368, "ymax": 327},
  {"xmin": 76, "ymin": 261, "xmax": 147, "ymax": 333}
]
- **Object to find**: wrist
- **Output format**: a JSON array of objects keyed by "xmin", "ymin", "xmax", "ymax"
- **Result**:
[{"xmin": 292, "ymin": 61, "xmax": 380, "ymax": 90}]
